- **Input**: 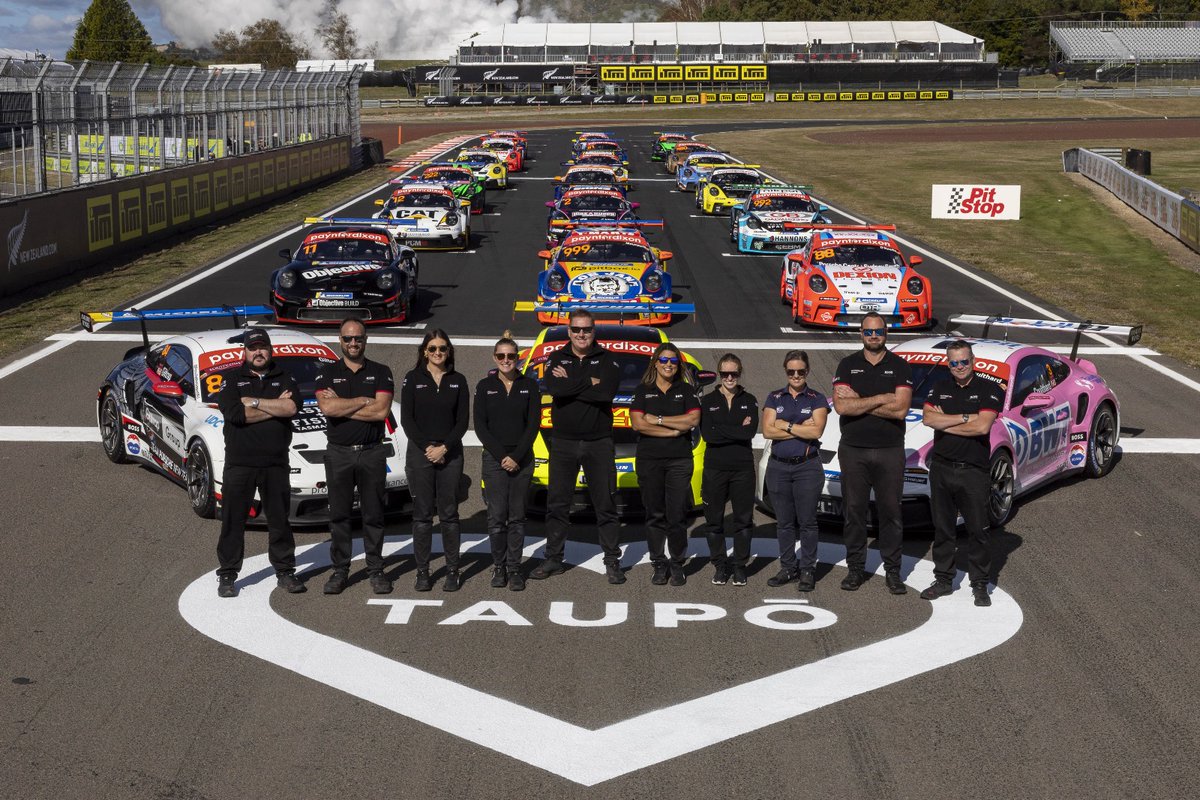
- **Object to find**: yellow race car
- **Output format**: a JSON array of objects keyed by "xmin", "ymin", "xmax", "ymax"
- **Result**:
[{"xmin": 696, "ymin": 165, "xmax": 770, "ymax": 214}]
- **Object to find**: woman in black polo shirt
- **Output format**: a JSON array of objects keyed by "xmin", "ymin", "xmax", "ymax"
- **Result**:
[
  {"xmin": 401, "ymin": 329, "xmax": 469, "ymax": 593},
  {"xmin": 631, "ymin": 342, "xmax": 701, "ymax": 587},
  {"xmin": 474, "ymin": 331, "xmax": 540, "ymax": 592},
  {"xmin": 762, "ymin": 349, "xmax": 828, "ymax": 592}
]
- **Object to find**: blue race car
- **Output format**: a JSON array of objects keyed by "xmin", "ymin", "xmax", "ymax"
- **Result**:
[{"xmin": 729, "ymin": 185, "xmax": 830, "ymax": 253}]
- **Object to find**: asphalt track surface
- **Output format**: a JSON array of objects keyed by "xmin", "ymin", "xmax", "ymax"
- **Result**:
[{"xmin": 3, "ymin": 123, "xmax": 1200, "ymax": 798}]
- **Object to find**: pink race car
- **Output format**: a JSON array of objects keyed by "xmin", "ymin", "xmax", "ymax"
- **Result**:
[{"xmin": 756, "ymin": 314, "xmax": 1141, "ymax": 527}]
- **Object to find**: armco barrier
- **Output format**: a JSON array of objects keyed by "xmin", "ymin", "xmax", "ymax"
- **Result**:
[
  {"xmin": 1063, "ymin": 146, "xmax": 1183, "ymax": 243},
  {"xmin": 0, "ymin": 137, "xmax": 352, "ymax": 297},
  {"xmin": 423, "ymin": 89, "xmax": 951, "ymax": 107}
]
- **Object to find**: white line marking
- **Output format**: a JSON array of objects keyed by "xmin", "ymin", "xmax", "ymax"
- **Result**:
[
  {"xmin": 721, "ymin": 252, "xmax": 767, "ymax": 258},
  {"xmin": 0, "ymin": 339, "xmax": 75, "ymax": 382}
]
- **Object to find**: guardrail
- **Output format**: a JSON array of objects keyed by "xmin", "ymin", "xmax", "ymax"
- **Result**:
[{"xmin": 958, "ymin": 85, "xmax": 1200, "ymax": 99}]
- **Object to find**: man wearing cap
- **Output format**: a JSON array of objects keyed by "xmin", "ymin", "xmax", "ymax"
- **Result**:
[
  {"xmin": 315, "ymin": 318, "xmax": 396, "ymax": 595},
  {"xmin": 215, "ymin": 327, "xmax": 304, "ymax": 598}
]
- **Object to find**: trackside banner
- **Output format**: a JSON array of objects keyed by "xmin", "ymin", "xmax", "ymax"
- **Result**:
[
  {"xmin": 1063, "ymin": 147, "xmax": 1182, "ymax": 239},
  {"xmin": 931, "ymin": 185, "xmax": 1021, "ymax": 220}
]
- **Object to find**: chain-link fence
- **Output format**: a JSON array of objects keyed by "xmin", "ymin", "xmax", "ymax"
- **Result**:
[{"xmin": 0, "ymin": 58, "xmax": 362, "ymax": 199}]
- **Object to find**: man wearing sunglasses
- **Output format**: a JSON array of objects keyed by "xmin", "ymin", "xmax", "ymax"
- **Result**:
[
  {"xmin": 919, "ymin": 340, "xmax": 1003, "ymax": 607},
  {"xmin": 532, "ymin": 309, "xmax": 625, "ymax": 584},
  {"xmin": 831, "ymin": 313, "xmax": 913, "ymax": 594},
  {"xmin": 315, "ymin": 318, "xmax": 396, "ymax": 595}
]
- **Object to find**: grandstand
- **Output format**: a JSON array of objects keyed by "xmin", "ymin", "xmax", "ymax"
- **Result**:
[{"xmin": 1051, "ymin": 21, "xmax": 1200, "ymax": 64}]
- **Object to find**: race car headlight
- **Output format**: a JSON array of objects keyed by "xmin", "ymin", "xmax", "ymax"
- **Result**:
[
  {"xmin": 906, "ymin": 276, "xmax": 925, "ymax": 295},
  {"xmin": 443, "ymin": 212, "xmax": 459, "ymax": 226},
  {"xmin": 707, "ymin": 186, "xmax": 719, "ymax": 197},
  {"xmin": 745, "ymin": 216, "xmax": 762, "ymax": 230},
  {"xmin": 644, "ymin": 271, "xmax": 663, "ymax": 293},
  {"xmin": 808, "ymin": 274, "xmax": 828, "ymax": 293},
  {"xmin": 547, "ymin": 271, "xmax": 566, "ymax": 292},
  {"xmin": 377, "ymin": 271, "xmax": 396, "ymax": 290},
  {"xmin": 278, "ymin": 270, "xmax": 298, "ymax": 289}
]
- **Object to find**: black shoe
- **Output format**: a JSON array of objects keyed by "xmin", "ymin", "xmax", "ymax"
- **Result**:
[
  {"xmin": 490, "ymin": 566, "xmax": 508, "ymax": 588},
  {"xmin": 369, "ymin": 572, "xmax": 393, "ymax": 595},
  {"xmin": 277, "ymin": 572, "xmax": 307, "ymax": 594},
  {"xmin": 414, "ymin": 569, "xmax": 432, "ymax": 592},
  {"xmin": 217, "ymin": 574, "xmax": 237, "ymax": 598},
  {"xmin": 796, "ymin": 568, "xmax": 816, "ymax": 593},
  {"xmin": 885, "ymin": 569, "xmax": 907, "ymax": 595},
  {"xmin": 840, "ymin": 569, "xmax": 867, "ymax": 591},
  {"xmin": 323, "ymin": 569, "xmax": 349, "ymax": 595},
  {"xmin": 767, "ymin": 568, "xmax": 797, "ymax": 587},
  {"xmin": 530, "ymin": 559, "xmax": 565, "ymax": 580},
  {"xmin": 607, "ymin": 564, "xmax": 627, "ymax": 585},
  {"xmin": 972, "ymin": 582, "xmax": 992, "ymax": 607},
  {"xmin": 731, "ymin": 565, "xmax": 748, "ymax": 586},
  {"xmin": 711, "ymin": 565, "xmax": 730, "ymax": 585},
  {"xmin": 443, "ymin": 569, "xmax": 462, "ymax": 592},
  {"xmin": 508, "ymin": 569, "xmax": 526, "ymax": 592},
  {"xmin": 669, "ymin": 565, "xmax": 686, "ymax": 586},
  {"xmin": 920, "ymin": 580, "xmax": 953, "ymax": 601},
  {"xmin": 651, "ymin": 563, "xmax": 669, "ymax": 585}
]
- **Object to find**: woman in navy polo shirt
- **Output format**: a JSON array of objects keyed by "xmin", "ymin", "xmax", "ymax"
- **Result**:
[
  {"xmin": 762, "ymin": 349, "xmax": 828, "ymax": 592},
  {"xmin": 631, "ymin": 342, "xmax": 701, "ymax": 587}
]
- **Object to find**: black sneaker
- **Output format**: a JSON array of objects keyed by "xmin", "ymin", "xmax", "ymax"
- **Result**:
[
  {"xmin": 277, "ymin": 572, "xmax": 307, "ymax": 594},
  {"xmin": 730, "ymin": 565, "xmax": 748, "ymax": 586},
  {"xmin": 606, "ymin": 564, "xmax": 626, "ymax": 585},
  {"xmin": 840, "ymin": 569, "xmax": 867, "ymax": 591},
  {"xmin": 443, "ymin": 569, "xmax": 462, "ymax": 592},
  {"xmin": 796, "ymin": 568, "xmax": 816, "ymax": 593},
  {"xmin": 217, "ymin": 574, "xmax": 237, "ymax": 598},
  {"xmin": 766, "ymin": 568, "xmax": 797, "ymax": 587},
  {"xmin": 885, "ymin": 569, "xmax": 907, "ymax": 595},
  {"xmin": 323, "ymin": 570, "xmax": 349, "ymax": 595},
  {"xmin": 490, "ymin": 566, "xmax": 508, "ymax": 588},
  {"xmin": 711, "ymin": 565, "xmax": 730, "ymax": 585},
  {"xmin": 651, "ymin": 563, "xmax": 670, "ymax": 585},
  {"xmin": 508, "ymin": 569, "xmax": 526, "ymax": 592},
  {"xmin": 530, "ymin": 560, "xmax": 565, "ymax": 580},
  {"xmin": 669, "ymin": 565, "xmax": 686, "ymax": 587},
  {"xmin": 972, "ymin": 582, "xmax": 992, "ymax": 607},
  {"xmin": 414, "ymin": 569, "xmax": 433, "ymax": 592},
  {"xmin": 369, "ymin": 572, "xmax": 393, "ymax": 595},
  {"xmin": 920, "ymin": 580, "xmax": 953, "ymax": 601}
]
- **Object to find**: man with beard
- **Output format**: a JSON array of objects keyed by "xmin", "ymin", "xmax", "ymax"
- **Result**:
[
  {"xmin": 831, "ymin": 313, "xmax": 913, "ymax": 595},
  {"xmin": 215, "ymin": 327, "xmax": 303, "ymax": 597},
  {"xmin": 315, "ymin": 318, "xmax": 396, "ymax": 595}
]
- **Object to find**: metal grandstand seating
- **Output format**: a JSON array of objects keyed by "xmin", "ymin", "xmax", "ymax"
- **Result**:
[{"xmin": 1051, "ymin": 22, "xmax": 1200, "ymax": 63}]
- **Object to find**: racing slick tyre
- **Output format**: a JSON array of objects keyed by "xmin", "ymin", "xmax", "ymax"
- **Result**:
[
  {"xmin": 1084, "ymin": 403, "xmax": 1118, "ymax": 479},
  {"xmin": 186, "ymin": 440, "xmax": 218, "ymax": 519},
  {"xmin": 99, "ymin": 390, "xmax": 129, "ymax": 464},
  {"xmin": 988, "ymin": 449, "xmax": 1015, "ymax": 528},
  {"xmin": 460, "ymin": 229, "xmax": 471, "ymax": 251}
]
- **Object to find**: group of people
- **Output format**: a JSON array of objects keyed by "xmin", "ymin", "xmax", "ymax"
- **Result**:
[{"xmin": 214, "ymin": 310, "xmax": 997, "ymax": 608}]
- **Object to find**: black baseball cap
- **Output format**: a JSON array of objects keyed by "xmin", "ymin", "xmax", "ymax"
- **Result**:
[{"xmin": 244, "ymin": 328, "xmax": 272, "ymax": 350}]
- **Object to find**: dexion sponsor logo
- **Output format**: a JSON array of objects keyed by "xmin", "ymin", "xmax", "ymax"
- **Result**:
[{"xmin": 831, "ymin": 271, "xmax": 897, "ymax": 281}]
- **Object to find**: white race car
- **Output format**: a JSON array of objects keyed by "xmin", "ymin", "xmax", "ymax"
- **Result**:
[
  {"xmin": 86, "ymin": 306, "xmax": 411, "ymax": 523},
  {"xmin": 374, "ymin": 182, "xmax": 472, "ymax": 250},
  {"xmin": 729, "ymin": 185, "xmax": 829, "ymax": 253}
]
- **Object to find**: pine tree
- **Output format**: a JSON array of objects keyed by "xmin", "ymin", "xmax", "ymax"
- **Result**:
[{"xmin": 66, "ymin": 0, "xmax": 154, "ymax": 63}]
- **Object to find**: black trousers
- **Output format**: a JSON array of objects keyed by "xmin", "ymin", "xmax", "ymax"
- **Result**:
[
  {"xmin": 766, "ymin": 457, "xmax": 823, "ymax": 572},
  {"xmin": 325, "ymin": 443, "xmax": 387, "ymax": 574},
  {"xmin": 217, "ymin": 463, "xmax": 295, "ymax": 578},
  {"xmin": 482, "ymin": 452, "xmax": 534, "ymax": 569},
  {"xmin": 406, "ymin": 444, "xmax": 463, "ymax": 571},
  {"xmin": 929, "ymin": 459, "xmax": 992, "ymax": 585},
  {"xmin": 545, "ymin": 436, "xmax": 622, "ymax": 565},
  {"xmin": 637, "ymin": 456, "xmax": 693, "ymax": 567},
  {"xmin": 700, "ymin": 465, "xmax": 755, "ymax": 568},
  {"xmin": 839, "ymin": 444, "xmax": 905, "ymax": 572}
]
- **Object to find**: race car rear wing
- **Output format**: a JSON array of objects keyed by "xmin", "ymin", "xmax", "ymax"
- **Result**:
[
  {"xmin": 547, "ymin": 220, "xmax": 664, "ymax": 230},
  {"xmin": 782, "ymin": 223, "xmax": 896, "ymax": 232},
  {"xmin": 80, "ymin": 305, "xmax": 274, "ymax": 349},
  {"xmin": 727, "ymin": 183, "xmax": 812, "ymax": 192},
  {"xmin": 304, "ymin": 215, "xmax": 420, "ymax": 232},
  {"xmin": 513, "ymin": 300, "xmax": 695, "ymax": 318},
  {"xmin": 948, "ymin": 314, "xmax": 1143, "ymax": 361}
]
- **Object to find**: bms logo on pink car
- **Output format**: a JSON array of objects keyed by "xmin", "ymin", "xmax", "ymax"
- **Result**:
[{"xmin": 1003, "ymin": 403, "xmax": 1070, "ymax": 465}]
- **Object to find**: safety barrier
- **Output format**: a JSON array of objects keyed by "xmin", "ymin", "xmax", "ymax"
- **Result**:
[{"xmin": 423, "ymin": 89, "xmax": 952, "ymax": 107}]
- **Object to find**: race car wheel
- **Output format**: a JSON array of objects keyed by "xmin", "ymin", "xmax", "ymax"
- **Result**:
[
  {"xmin": 988, "ymin": 449, "xmax": 1015, "ymax": 527},
  {"xmin": 99, "ymin": 390, "xmax": 129, "ymax": 464},
  {"xmin": 1084, "ymin": 403, "xmax": 1118, "ymax": 479},
  {"xmin": 460, "ymin": 229, "xmax": 471, "ymax": 251},
  {"xmin": 186, "ymin": 441, "xmax": 217, "ymax": 519}
]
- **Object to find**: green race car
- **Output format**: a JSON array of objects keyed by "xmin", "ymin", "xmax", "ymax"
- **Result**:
[{"xmin": 389, "ymin": 161, "xmax": 487, "ymax": 215}]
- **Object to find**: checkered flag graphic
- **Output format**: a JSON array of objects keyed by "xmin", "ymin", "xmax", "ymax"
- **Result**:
[{"xmin": 948, "ymin": 187, "xmax": 964, "ymax": 214}]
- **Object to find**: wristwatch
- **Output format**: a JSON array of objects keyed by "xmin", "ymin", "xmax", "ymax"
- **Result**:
[
  {"xmin": 786, "ymin": 422, "xmax": 794, "ymax": 434},
  {"xmin": 657, "ymin": 414, "xmax": 663, "ymax": 425},
  {"xmin": 252, "ymin": 398, "xmax": 260, "ymax": 409},
  {"xmin": 961, "ymin": 413, "xmax": 969, "ymax": 423}
]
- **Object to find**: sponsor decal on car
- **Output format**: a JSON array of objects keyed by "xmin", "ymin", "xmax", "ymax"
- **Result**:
[
  {"xmin": 126, "ymin": 433, "xmax": 141, "ymax": 455},
  {"xmin": 1068, "ymin": 443, "xmax": 1087, "ymax": 467}
]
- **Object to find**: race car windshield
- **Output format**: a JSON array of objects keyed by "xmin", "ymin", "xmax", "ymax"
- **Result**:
[
  {"xmin": 562, "ymin": 241, "xmax": 652, "ymax": 262},
  {"xmin": 579, "ymin": 155, "xmax": 619, "ymax": 164},
  {"xmin": 751, "ymin": 196, "xmax": 817, "ymax": 212},
  {"xmin": 423, "ymin": 169, "xmax": 470, "ymax": 181},
  {"xmin": 713, "ymin": 172, "xmax": 761, "ymax": 186},
  {"xmin": 298, "ymin": 238, "xmax": 390, "ymax": 262},
  {"xmin": 818, "ymin": 246, "xmax": 903, "ymax": 268},
  {"xmin": 392, "ymin": 192, "xmax": 455, "ymax": 209},
  {"xmin": 567, "ymin": 171, "xmax": 615, "ymax": 184},
  {"xmin": 564, "ymin": 195, "xmax": 625, "ymax": 211},
  {"xmin": 200, "ymin": 356, "xmax": 335, "ymax": 402},
  {"xmin": 462, "ymin": 152, "xmax": 499, "ymax": 164}
]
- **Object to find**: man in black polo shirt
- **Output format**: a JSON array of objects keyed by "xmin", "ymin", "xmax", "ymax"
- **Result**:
[
  {"xmin": 919, "ymin": 340, "xmax": 1004, "ymax": 607},
  {"xmin": 215, "ymin": 327, "xmax": 303, "ymax": 598},
  {"xmin": 315, "ymin": 318, "xmax": 396, "ymax": 595},
  {"xmin": 832, "ymin": 313, "xmax": 914, "ymax": 594},
  {"xmin": 531, "ymin": 309, "xmax": 625, "ymax": 584}
]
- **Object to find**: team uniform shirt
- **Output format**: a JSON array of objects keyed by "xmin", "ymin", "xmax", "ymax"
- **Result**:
[
  {"xmin": 314, "ymin": 358, "xmax": 395, "ymax": 447},
  {"xmin": 631, "ymin": 380, "xmax": 701, "ymax": 460},
  {"xmin": 217, "ymin": 362, "xmax": 298, "ymax": 467},
  {"xmin": 400, "ymin": 367, "xmax": 469, "ymax": 452},
  {"xmin": 765, "ymin": 385, "xmax": 828, "ymax": 459},
  {"xmin": 542, "ymin": 343, "xmax": 621, "ymax": 441},
  {"xmin": 700, "ymin": 386, "xmax": 759, "ymax": 469},
  {"xmin": 925, "ymin": 376, "xmax": 1005, "ymax": 467},
  {"xmin": 832, "ymin": 349, "xmax": 914, "ymax": 449},
  {"xmin": 473, "ymin": 370, "xmax": 540, "ymax": 463}
]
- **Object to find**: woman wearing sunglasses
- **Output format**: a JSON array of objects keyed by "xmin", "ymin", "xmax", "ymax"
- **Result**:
[
  {"xmin": 699, "ymin": 353, "xmax": 759, "ymax": 586},
  {"xmin": 762, "ymin": 350, "xmax": 828, "ymax": 592},
  {"xmin": 630, "ymin": 342, "xmax": 701, "ymax": 586},
  {"xmin": 401, "ymin": 329, "xmax": 470, "ymax": 592},
  {"xmin": 474, "ymin": 331, "xmax": 540, "ymax": 592}
]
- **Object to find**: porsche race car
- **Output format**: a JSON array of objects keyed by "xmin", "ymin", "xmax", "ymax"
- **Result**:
[
  {"xmin": 665, "ymin": 142, "xmax": 717, "ymax": 174},
  {"xmin": 544, "ymin": 188, "xmax": 641, "ymax": 245},
  {"xmin": 562, "ymin": 154, "xmax": 630, "ymax": 185},
  {"xmin": 729, "ymin": 185, "xmax": 829, "ymax": 252},
  {"xmin": 578, "ymin": 140, "xmax": 628, "ymax": 164},
  {"xmin": 552, "ymin": 164, "xmax": 628, "ymax": 198},
  {"xmin": 675, "ymin": 151, "xmax": 737, "ymax": 192},
  {"xmin": 696, "ymin": 166, "xmax": 769, "ymax": 214},
  {"xmin": 454, "ymin": 148, "xmax": 509, "ymax": 189},
  {"xmin": 373, "ymin": 183, "xmax": 472, "ymax": 250},
  {"xmin": 650, "ymin": 131, "xmax": 692, "ymax": 161},
  {"xmin": 480, "ymin": 137, "xmax": 524, "ymax": 172},
  {"xmin": 390, "ymin": 162, "xmax": 486, "ymax": 215}
]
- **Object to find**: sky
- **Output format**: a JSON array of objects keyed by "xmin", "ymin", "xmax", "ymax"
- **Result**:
[{"xmin": 0, "ymin": 0, "xmax": 534, "ymax": 61}]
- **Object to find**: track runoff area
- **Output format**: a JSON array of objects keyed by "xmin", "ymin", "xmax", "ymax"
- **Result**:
[{"xmin": 3, "ymin": 125, "xmax": 1200, "ymax": 796}]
